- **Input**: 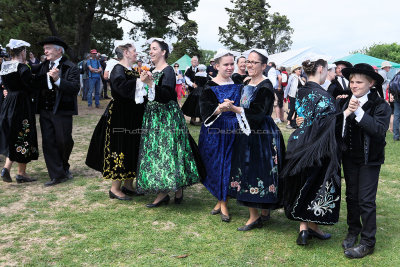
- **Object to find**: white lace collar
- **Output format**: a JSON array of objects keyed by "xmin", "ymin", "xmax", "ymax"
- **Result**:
[{"xmin": 0, "ymin": 60, "xmax": 20, "ymax": 76}]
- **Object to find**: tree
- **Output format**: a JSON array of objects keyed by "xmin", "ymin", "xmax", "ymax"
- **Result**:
[
  {"xmin": 352, "ymin": 43, "xmax": 400, "ymax": 63},
  {"xmin": 218, "ymin": 0, "xmax": 293, "ymax": 54},
  {"xmin": 168, "ymin": 20, "xmax": 200, "ymax": 64},
  {"xmin": 0, "ymin": 0, "xmax": 199, "ymax": 61},
  {"xmin": 199, "ymin": 49, "xmax": 216, "ymax": 65}
]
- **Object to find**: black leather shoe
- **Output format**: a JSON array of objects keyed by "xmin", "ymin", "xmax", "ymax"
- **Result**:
[
  {"xmin": 121, "ymin": 186, "xmax": 144, "ymax": 196},
  {"xmin": 308, "ymin": 228, "xmax": 331, "ymax": 240},
  {"xmin": 15, "ymin": 175, "xmax": 37, "ymax": 183},
  {"xmin": 342, "ymin": 234, "xmax": 358, "ymax": 249},
  {"xmin": 1, "ymin": 168, "xmax": 12, "ymax": 183},
  {"xmin": 174, "ymin": 190, "xmax": 183, "ymax": 204},
  {"xmin": 146, "ymin": 195, "xmax": 170, "ymax": 208},
  {"xmin": 65, "ymin": 169, "xmax": 73, "ymax": 180},
  {"xmin": 44, "ymin": 177, "xmax": 68, "ymax": 187},
  {"xmin": 344, "ymin": 244, "xmax": 374, "ymax": 259},
  {"xmin": 109, "ymin": 190, "xmax": 132, "ymax": 201},
  {"xmin": 221, "ymin": 212, "xmax": 231, "ymax": 222},
  {"xmin": 296, "ymin": 230, "xmax": 311, "ymax": 246},
  {"xmin": 237, "ymin": 217, "xmax": 263, "ymax": 231},
  {"xmin": 210, "ymin": 208, "xmax": 221, "ymax": 215}
]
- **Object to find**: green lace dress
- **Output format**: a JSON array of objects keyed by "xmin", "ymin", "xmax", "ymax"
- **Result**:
[{"xmin": 136, "ymin": 66, "xmax": 204, "ymax": 193}]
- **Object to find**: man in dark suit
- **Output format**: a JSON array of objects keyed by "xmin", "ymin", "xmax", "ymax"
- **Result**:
[
  {"xmin": 33, "ymin": 36, "xmax": 79, "ymax": 186},
  {"xmin": 338, "ymin": 64, "xmax": 391, "ymax": 259}
]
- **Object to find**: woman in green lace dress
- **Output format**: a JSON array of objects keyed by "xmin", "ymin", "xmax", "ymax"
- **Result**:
[{"xmin": 137, "ymin": 38, "xmax": 205, "ymax": 207}]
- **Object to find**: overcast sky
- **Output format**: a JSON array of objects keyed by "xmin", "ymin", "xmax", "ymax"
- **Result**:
[{"xmin": 122, "ymin": 0, "xmax": 400, "ymax": 59}]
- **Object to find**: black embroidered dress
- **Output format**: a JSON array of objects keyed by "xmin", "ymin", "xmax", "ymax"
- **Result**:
[
  {"xmin": 282, "ymin": 81, "xmax": 341, "ymax": 225},
  {"xmin": 0, "ymin": 61, "xmax": 38, "ymax": 163},
  {"xmin": 228, "ymin": 80, "xmax": 285, "ymax": 209},
  {"xmin": 85, "ymin": 64, "xmax": 145, "ymax": 180}
]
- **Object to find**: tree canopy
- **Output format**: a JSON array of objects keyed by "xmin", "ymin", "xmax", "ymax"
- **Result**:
[
  {"xmin": 0, "ymin": 0, "xmax": 199, "ymax": 61},
  {"xmin": 218, "ymin": 0, "xmax": 293, "ymax": 54},
  {"xmin": 352, "ymin": 43, "xmax": 400, "ymax": 63},
  {"xmin": 168, "ymin": 20, "xmax": 200, "ymax": 64}
]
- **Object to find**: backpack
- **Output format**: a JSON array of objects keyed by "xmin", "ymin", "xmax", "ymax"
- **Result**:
[
  {"xmin": 389, "ymin": 71, "xmax": 400, "ymax": 101},
  {"xmin": 281, "ymin": 71, "xmax": 288, "ymax": 87}
]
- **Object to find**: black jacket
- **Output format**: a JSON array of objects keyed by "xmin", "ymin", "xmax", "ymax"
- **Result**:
[
  {"xmin": 32, "ymin": 57, "xmax": 79, "ymax": 115},
  {"xmin": 338, "ymin": 89, "xmax": 391, "ymax": 165}
]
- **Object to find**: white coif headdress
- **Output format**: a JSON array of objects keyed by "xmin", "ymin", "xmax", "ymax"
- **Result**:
[
  {"xmin": 146, "ymin": 38, "xmax": 173, "ymax": 53},
  {"xmin": 6, "ymin": 39, "xmax": 31, "ymax": 50},
  {"xmin": 243, "ymin": 48, "xmax": 269, "ymax": 59},
  {"xmin": 213, "ymin": 48, "xmax": 240, "ymax": 61}
]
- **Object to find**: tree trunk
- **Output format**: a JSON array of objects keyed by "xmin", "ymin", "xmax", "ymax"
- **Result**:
[{"xmin": 76, "ymin": 0, "xmax": 98, "ymax": 61}]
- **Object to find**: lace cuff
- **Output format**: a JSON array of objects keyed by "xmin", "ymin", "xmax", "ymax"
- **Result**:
[
  {"xmin": 148, "ymin": 82, "xmax": 155, "ymax": 101},
  {"xmin": 236, "ymin": 108, "xmax": 251, "ymax": 136},
  {"xmin": 135, "ymin": 79, "xmax": 147, "ymax": 104},
  {"xmin": 204, "ymin": 106, "xmax": 221, "ymax": 127}
]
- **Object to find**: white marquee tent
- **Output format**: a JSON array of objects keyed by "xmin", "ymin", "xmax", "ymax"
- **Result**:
[{"xmin": 268, "ymin": 47, "xmax": 333, "ymax": 68}]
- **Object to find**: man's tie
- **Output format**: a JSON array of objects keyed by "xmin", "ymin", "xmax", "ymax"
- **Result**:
[
  {"xmin": 49, "ymin": 61, "xmax": 55, "ymax": 70},
  {"xmin": 341, "ymin": 77, "xmax": 347, "ymax": 90}
]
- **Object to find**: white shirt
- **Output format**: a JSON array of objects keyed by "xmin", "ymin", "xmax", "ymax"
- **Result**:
[
  {"xmin": 105, "ymin": 59, "xmax": 119, "ymax": 73},
  {"xmin": 267, "ymin": 67, "xmax": 277, "ymax": 88},
  {"xmin": 185, "ymin": 66, "xmax": 198, "ymax": 87},
  {"xmin": 338, "ymin": 76, "xmax": 349, "ymax": 90},
  {"xmin": 342, "ymin": 91, "xmax": 370, "ymax": 137},
  {"xmin": 47, "ymin": 56, "xmax": 62, "ymax": 89}
]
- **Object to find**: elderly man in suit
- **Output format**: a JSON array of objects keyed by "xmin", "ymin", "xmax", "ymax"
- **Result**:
[{"xmin": 33, "ymin": 36, "xmax": 79, "ymax": 186}]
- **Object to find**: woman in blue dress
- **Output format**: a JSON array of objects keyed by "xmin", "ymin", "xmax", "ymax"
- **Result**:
[
  {"xmin": 228, "ymin": 49, "xmax": 285, "ymax": 231},
  {"xmin": 198, "ymin": 49, "xmax": 241, "ymax": 222}
]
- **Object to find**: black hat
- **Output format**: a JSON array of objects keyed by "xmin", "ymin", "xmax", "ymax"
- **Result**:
[
  {"xmin": 342, "ymin": 63, "xmax": 384, "ymax": 97},
  {"xmin": 38, "ymin": 36, "xmax": 68, "ymax": 50},
  {"xmin": 334, "ymin": 60, "xmax": 353, "ymax": 68}
]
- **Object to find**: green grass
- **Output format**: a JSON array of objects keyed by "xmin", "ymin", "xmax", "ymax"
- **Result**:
[{"xmin": 0, "ymin": 100, "xmax": 400, "ymax": 266}]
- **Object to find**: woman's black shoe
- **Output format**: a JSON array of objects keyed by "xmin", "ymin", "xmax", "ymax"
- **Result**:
[
  {"xmin": 237, "ymin": 217, "xmax": 263, "ymax": 231},
  {"xmin": 174, "ymin": 190, "xmax": 183, "ymax": 204},
  {"xmin": 15, "ymin": 175, "xmax": 37, "ymax": 183},
  {"xmin": 1, "ymin": 168, "xmax": 12, "ymax": 183},
  {"xmin": 308, "ymin": 228, "xmax": 331, "ymax": 240},
  {"xmin": 109, "ymin": 190, "xmax": 132, "ymax": 201},
  {"xmin": 146, "ymin": 195, "xmax": 170, "ymax": 208},
  {"xmin": 210, "ymin": 208, "xmax": 221, "ymax": 215},
  {"xmin": 121, "ymin": 186, "xmax": 144, "ymax": 196},
  {"xmin": 296, "ymin": 230, "xmax": 311, "ymax": 245},
  {"xmin": 221, "ymin": 212, "xmax": 231, "ymax": 222}
]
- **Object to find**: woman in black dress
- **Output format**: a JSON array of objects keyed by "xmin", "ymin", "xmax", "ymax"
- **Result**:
[
  {"xmin": 0, "ymin": 39, "xmax": 38, "ymax": 183},
  {"xmin": 282, "ymin": 59, "xmax": 340, "ymax": 245},
  {"xmin": 228, "ymin": 49, "xmax": 285, "ymax": 230},
  {"xmin": 86, "ymin": 42, "xmax": 145, "ymax": 200},
  {"xmin": 231, "ymin": 55, "xmax": 248, "ymax": 84}
]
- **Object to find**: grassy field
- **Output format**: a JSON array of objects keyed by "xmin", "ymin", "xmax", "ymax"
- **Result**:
[{"xmin": 0, "ymin": 99, "xmax": 400, "ymax": 266}]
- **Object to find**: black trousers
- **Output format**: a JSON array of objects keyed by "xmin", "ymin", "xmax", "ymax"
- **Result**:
[
  {"xmin": 342, "ymin": 156, "xmax": 381, "ymax": 247},
  {"xmin": 39, "ymin": 110, "xmax": 74, "ymax": 181},
  {"xmin": 102, "ymin": 79, "xmax": 109, "ymax": 98},
  {"xmin": 287, "ymin": 96, "xmax": 297, "ymax": 127}
]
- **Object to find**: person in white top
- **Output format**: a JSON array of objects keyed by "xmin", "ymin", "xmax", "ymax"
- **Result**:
[
  {"xmin": 284, "ymin": 65, "xmax": 305, "ymax": 128},
  {"xmin": 378, "ymin": 61, "xmax": 392, "ymax": 98}
]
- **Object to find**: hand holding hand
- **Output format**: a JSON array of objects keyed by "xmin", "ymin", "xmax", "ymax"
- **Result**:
[{"xmin": 344, "ymin": 97, "xmax": 359, "ymax": 117}]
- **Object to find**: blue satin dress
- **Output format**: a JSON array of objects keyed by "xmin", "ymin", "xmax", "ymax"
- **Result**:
[{"xmin": 198, "ymin": 82, "xmax": 241, "ymax": 201}]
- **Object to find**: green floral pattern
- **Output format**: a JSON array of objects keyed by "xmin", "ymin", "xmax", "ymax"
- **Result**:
[
  {"xmin": 136, "ymin": 100, "xmax": 200, "ymax": 193},
  {"xmin": 14, "ymin": 119, "xmax": 38, "ymax": 158}
]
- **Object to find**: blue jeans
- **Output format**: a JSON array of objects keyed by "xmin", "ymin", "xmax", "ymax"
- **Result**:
[
  {"xmin": 88, "ymin": 77, "xmax": 101, "ymax": 107},
  {"xmin": 393, "ymin": 101, "xmax": 400, "ymax": 140}
]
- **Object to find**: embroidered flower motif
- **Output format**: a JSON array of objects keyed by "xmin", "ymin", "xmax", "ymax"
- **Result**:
[
  {"xmin": 21, "ymin": 148, "xmax": 26, "ymax": 154},
  {"xmin": 237, "ymin": 185, "xmax": 241, "ymax": 192},
  {"xmin": 24, "ymin": 141, "xmax": 29, "ymax": 146},
  {"xmin": 16, "ymin": 146, "xmax": 22, "ymax": 152},
  {"xmin": 22, "ymin": 119, "xmax": 28, "ymax": 125},
  {"xmin": 274, "ymin": 155, "xmax": 278, "ymax": 165},
  {"xmin": 269, "ymin": 184, "xmax": 276, "ymax": 193},
  {"xmin": 307, "ymin": 180, "xmax": 340, "ymax": 217},
  {"xmin": 250, "ymin": 188, "xmax": 256, "ymax": 194}
]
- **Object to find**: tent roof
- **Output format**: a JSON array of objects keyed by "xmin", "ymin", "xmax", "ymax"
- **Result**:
[
  {"xmin": 268, "ymin": 47, "xmax": 333, "ymax": 68},
  {"xmin": 333, "ymin": 53, "xmax": 400, "ymax": 68},
  {"xmin": 172, "ymin": 54, "xmax": 192, "ymax": 71}
]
